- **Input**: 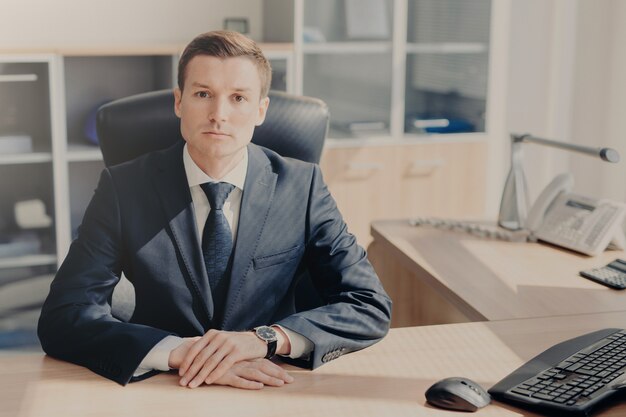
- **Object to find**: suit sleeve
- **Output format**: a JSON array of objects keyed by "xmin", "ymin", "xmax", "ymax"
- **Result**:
[
  {"xmin": 37, "ymin": 169, "xmax": 173, "ymax": 385},
  {"xmin": 275, "ymin": 165, "xmax": 392, "ymax": 369}
]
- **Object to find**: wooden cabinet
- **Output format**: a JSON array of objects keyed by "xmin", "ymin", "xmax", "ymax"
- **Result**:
[{"xmin": 320, "ymin": 140, "xmax": 487, "ymax": 246}]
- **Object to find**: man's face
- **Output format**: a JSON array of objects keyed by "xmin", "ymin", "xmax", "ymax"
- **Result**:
[{"xmin": 174, "ymin": 55, "xmax": 269, "ymax": 163}]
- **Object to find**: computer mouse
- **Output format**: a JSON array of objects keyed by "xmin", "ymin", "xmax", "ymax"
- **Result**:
[{"xmin": 425, "ymin": 377, "xmax": 491, "ymax": 412}]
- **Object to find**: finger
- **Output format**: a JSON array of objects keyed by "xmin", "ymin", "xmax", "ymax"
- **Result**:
[
  {"xmin": 179, "ymin": 330, "xmax": 218, "ymax": 375},
  {"xmin": 217, "ymin": 373, "xmax": 264, "ymax": 390},
  {"xmin": 203, "ymin": 352, "xmax": 240, "ymax": 385},
  {"xmin": 186, "ymin": 345, "xmax": 232, "ymax": 388},
  {"xmin": 238, "ymin": 367, "xmax": 286, "ymax": 387},
  {"xmin": 180, "ymin": 343, "xmax": 221, "ymax": 386},
  {"xmin": 256, "ymin": 360, "xmax": 294, "ymax": 383}
]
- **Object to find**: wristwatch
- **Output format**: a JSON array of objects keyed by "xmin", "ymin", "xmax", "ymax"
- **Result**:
[{"xmin": 253, "ymin": 326, "xmax": 278, "ymax": 359}]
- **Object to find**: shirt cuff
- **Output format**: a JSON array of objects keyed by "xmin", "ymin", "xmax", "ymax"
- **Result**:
[
  {"xmin": 133, "ymin": 335, "xmax": 185, "ymax": 377},
  {"xmin": 273, "ymin": 324, "xmax": 313, "ymax": 359}
]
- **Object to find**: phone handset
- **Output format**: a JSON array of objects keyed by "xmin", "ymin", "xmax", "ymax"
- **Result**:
[{"xmin": 525, "ymin": 173, "xmax": 574, "ymax": 236}]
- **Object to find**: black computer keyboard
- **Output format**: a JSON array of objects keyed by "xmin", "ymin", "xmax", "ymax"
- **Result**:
[{"xmin": 490, "ymin": 328, "xmax": 626, "ymax": 416}]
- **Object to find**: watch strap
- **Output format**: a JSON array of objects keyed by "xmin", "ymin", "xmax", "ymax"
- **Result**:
[{"xmin": 265, "ymin": 338, "xmax": 277, "ymax": 359}]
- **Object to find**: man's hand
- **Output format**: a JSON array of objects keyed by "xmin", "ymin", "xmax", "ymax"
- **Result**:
[
  {"xmin": 212, "ymin": 359, "xmax": 294, "ymax": 390},
  {"xmin": 168, "ymin": 336, "xmax": 201, "ymax": 370},
  {"xmin": 177, "ymin": 330, "xmax": 268, "ymax": 388}
]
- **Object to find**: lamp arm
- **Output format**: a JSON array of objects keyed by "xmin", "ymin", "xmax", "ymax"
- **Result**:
[{"xmin": 513, "ymin": 133, "xmax": 620, "ymax": 163}]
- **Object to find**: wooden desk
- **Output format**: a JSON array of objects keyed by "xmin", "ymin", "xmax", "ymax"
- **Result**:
[
  {"xmin": 5, "ymin": 312, "xmax": 626, "ymax": 416},
  {"xmin": 369, "ymin": 220, "xmax": 626, "ymax": 327}
]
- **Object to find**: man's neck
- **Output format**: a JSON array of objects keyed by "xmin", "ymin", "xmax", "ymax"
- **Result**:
[{"xmin": 190, "ymin": 148, "xmax": 246, "ymax": 180}]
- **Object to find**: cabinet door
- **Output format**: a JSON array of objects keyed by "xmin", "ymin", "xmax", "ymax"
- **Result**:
[
  {"xmin": 321, "ymin": 141, "xmax": 487, "ymax": 246},
  {"xmin": 0, "ymin": 58, "xmax": 57, "ymax": 345},
  {"xmin": 405, "ymin": 0, "xmax": 492, "ymax": 135},
  {"xmin": 302, "ymin": 0, "xmax": 394, "ymax": 139},
  {"xmin": 320, "ymin": 146, "xmax": 396, "ymax": 244}
]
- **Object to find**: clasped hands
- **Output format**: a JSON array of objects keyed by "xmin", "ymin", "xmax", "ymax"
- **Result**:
[{"xmin": 168, "ymin": 328, "xmax": 294, "ymax": 390}]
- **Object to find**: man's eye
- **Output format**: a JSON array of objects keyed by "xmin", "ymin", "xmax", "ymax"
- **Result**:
[
  {"xmin": 234, "ymin": 95, "xmax": 246, "ymax": 102},
  {"xmin": 196, "ymin": 91, "xmax": 210, "ymax": 98}
]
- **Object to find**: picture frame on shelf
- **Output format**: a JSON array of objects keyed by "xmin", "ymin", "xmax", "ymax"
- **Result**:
[{"xmin": 223, "ymin": 18, "xmax": 249, "ymax": 34}]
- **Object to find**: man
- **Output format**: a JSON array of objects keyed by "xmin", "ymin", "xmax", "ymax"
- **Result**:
[{"xmin": 38, "ymin": 31, "xmax": 391, "ymax": 390}]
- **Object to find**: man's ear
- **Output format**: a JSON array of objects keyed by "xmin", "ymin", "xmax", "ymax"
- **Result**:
[
  {"xmin": 174, "ymin": 87, "xmax": 182, "ymax": 118},
  {"xmin": 255, "ymin": 96, "xmax": 270, "ymax": 126}
]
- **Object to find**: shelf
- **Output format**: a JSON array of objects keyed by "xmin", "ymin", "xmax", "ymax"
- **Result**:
[
  {"xmin": 67, "ymin": 144, "xmax": 103, "ymax": 162},
  {"xmin": 0, "ymin": 254, "xmax": 57, "ymax": 269},
  {"xmin": 0, "ymin": 152, "xmax": 52, "ymax": 165},
  {"xmin": 405, "ymin": 42, "xmax": 488, "ymax": 54},
  {"xmin": 303, "ymin": 42, "xmax": 392, "ymax": 54},
  {"xmin": 0, "ymin": 74, "xmax": 38, "ymax": 83}
]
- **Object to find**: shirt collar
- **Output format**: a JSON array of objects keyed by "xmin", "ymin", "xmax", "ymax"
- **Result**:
[{"xmin": 183, "ymin": 143, "xmax": 248, "ymax": 190}]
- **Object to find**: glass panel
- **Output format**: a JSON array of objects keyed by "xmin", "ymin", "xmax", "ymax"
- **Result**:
[
  {"xmin": 69, "ymin": 161, "xmax": 104, "ymax": 239},
  {"xmin": 269, "ymin": 58, "xmax": 288, "ymax": 91},
  {"xmin": 64, "ymin": 56, "xmax": 174, "ymax": 148},
  {"xmin": 0, "ymin": 62, "xmax": 51, "ymax": 153},
  {"xmin": 304, "ymin": 53, "xmax": 392, "ymax": 138},
  {"xmin": 0, "ymin": 264, "xmax": 55, "ymax": 351},
  {"xmin": 0, "ymin": 163, "xmax": 56, "ymax": 259},
  {"xmin": 304, "ymin": 0, "xmax": 393, "ymax": 43},
  {"xmin": 405, "ymin": 0, "xmax": 491, "ymax": 134},
  {"xmin": 262, "ymin": 0, "xmax": 295, "ymax": 42}
]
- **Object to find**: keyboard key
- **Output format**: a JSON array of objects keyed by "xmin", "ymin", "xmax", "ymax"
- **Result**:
[
  {"xmin": 533, "ymin": 393, "xmax": 556, "ymax": 401},
  {"xmin": 511, "ymin": 388, "xmax": 533, "ymax": 397}
]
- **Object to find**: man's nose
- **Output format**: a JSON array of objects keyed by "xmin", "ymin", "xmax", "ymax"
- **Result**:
[{"xmin": 208, "ymin": 97, "xmax": 228, "ymax": 122}]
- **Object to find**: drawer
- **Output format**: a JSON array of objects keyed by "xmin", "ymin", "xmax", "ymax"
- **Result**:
[{"xmin": 394, "ymin": 141, "xmax": 487, "ymax": 219}]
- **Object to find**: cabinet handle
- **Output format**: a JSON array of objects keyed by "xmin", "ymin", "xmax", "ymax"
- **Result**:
[
  {"xmin": 405, "ymin": 159, "xmax": 445, "ymax": 177},
  {"xmin": 409, "ymin": 159, "xmax": 444, "ymax": 169},
  {"xmin": 346, "ymin": 162, "xmax": 384, "ymax": 171}
]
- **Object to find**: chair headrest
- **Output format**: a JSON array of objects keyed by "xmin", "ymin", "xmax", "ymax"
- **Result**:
[{"xmin": 97, "ymin": 90, "xmax": 329, "ymax": 167}]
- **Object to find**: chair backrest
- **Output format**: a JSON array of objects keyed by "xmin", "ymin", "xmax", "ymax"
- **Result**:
[
  {"xmin": 95, "ymin": 89, "xmax": 329, "ymax": 320},
  {"xmin": 96, "ymin": 89, "xmax": 329, "ymax": 167}
]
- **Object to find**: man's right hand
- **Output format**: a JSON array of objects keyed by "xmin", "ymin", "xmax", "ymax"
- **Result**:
[{"xmin": 168, "ymin": 337, "xmax": 294, "ymax": 389}]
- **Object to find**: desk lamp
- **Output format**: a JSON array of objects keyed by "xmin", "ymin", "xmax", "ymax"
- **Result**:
[{"xmin": 498, "ymin": 133, "xmax": 620, "ymax": 230}]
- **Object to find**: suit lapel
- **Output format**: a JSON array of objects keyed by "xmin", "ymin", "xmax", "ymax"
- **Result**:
[
  {"xmin": 221, "ymin": 145, "xmax": 277, "ymax": 328},
  {"xmin": 153, "ymin": 142, "xmax": 215, "ymax": 324}
]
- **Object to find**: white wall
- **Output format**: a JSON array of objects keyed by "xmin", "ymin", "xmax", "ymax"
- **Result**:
[
  {"xmin": 570, "ymin": 0, "xmax": 626, "ymax": 202},
  {"xmin": 503, "ymin": 0, "xmax": 626, "ymax": 205},
  {"xmin": 0, "ymin": 0, "xmax": 264, "ymax": 49},
  {"xmin": 502, "ymin": 0, "xmax": 577, "ymax": 204}
]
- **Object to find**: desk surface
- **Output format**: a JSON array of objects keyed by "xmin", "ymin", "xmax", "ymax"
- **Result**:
[
  {"xmin": 5, "ymin": 312, "xmax": 626, "ymax": 417},
  {"xmin": 370, "ymin": 219, "xmax": 626, "ymax": 323}
]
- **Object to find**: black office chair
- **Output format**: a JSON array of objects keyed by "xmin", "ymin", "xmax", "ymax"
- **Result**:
[
  {"xmin": 97, "ymin": 89, "xmax": 328, "ymax": 167},
  {"xmin": 96, "ymin": 89, "xmax": 329, "ymax": 321}
]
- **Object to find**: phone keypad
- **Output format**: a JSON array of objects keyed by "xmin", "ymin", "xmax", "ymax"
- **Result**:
[{"xmin": 580, "ymin": 260, "xmax": 626, "ymax": 290}]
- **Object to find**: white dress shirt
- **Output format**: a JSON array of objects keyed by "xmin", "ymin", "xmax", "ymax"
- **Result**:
[{"xmin": 134, "ymin": 144, "xmax": 312, "ymax": 376}]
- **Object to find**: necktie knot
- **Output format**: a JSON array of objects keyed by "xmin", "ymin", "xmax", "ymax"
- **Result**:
[{"xmin": 200, "ymin": 182, "xmax": 235, "ymax": 210}]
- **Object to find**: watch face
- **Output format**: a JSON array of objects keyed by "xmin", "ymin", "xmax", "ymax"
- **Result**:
[{"xmin": 256, "ymin": 326, "xmax": 277, "ymax": 342}]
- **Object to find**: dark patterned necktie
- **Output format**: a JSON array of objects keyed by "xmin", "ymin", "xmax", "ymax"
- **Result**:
[{"xmin": 200, "ymin": 182, "xmax": 236, "ymax": 315}]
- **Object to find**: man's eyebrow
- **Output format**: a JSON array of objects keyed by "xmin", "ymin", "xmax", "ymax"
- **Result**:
[{"xmin": 190, "ymin": 82, "xmax": 252, "ymax": 93}]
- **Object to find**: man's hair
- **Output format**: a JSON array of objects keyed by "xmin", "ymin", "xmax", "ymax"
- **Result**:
[{"xmin": 177, "ymin": 30, "xmax": 272, "ymax": 98}]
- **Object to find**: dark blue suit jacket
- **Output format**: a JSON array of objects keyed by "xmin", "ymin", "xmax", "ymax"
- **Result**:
[{"xmin": 38, "ymin": 142, "xmax": 391, "ymax": 385}]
